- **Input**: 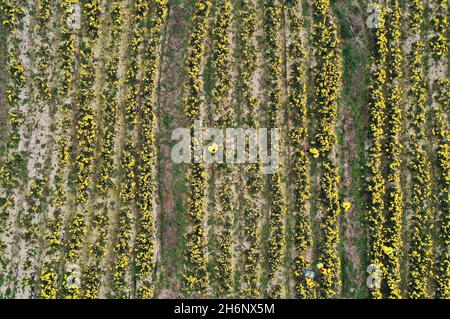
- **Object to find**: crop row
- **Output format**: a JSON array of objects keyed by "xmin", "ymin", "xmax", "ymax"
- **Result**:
[
  {"xmin": 62, "ymin": 0, "xmax": 102, "ymax": 299},
  {"xmin": 0, "ymin": 2, "xmax": 25, "ymax": 231},
  {"xmin": 404, "ymin": 0, "xmax": 436, "ymax": 299},
  {"xmin": 19, "ymin": 0, "xmax": 54, "ymax": 297},
  {"xmin": 431, "ymin": 0, "xmax": 448, "ymax": 59},
  {"xmin": 433, "ymin": 78, "xmax": 449, "ymax": 299},
  {"xmin": 236, "ymin": 0, "xmax": 263, "ymax": 298},
  {"xmin": 406, "ymin": 39, "xmax": 433, "ymax": 299},
  {"xmin": 286, "ymin": 0, "xmax": 316, "ymax": 299},
  {"xmin": 410, "ymin": 0, "xmax": 424, "ymax": 32},
  {"xmin": 40, "ymin": 0, "xmax": 80, "ymax": 299},
  {"xmin": 384, "ymin": 0, "xmax": 403, "ymax": 299},
  {"xmin": 133, "ymin": 0, "xmax": 168, "ymax": 299},
  {"xmin": 262, "ymin": 0, "xmax": 287, "ymax": 298},
  {"xmin": 0, "ymin": 1, "xmax": 26, "ymax": 296},
  {"xmin": 210, "ymin": 0, "xmax": 234, "ymax": 296},
  {"xmin": 182, "ymin": 0, "xmax": 212, "ymax": 297},
  {"xmin": 312, "ymin": 0, "xmax": 342, "ymax": 299},
  {"xmin": 21, "ymin": 178, "xmax": 48, "ymax": 295},
  {"xmin": 82, "ymin": 0, "xmax": 123, "ymax": 299},
  {"xmin": 431, "ymin": 0, "xmax": 449, "ymax": 300},
  {"xmin": 366, "ymin": 2, "xmax": 387, "ymax": 299},
  {"xmin": 111, "ymin": 0, "xmax": 148, "ymax": 298},
  {"xmin": 39, "ymin": 0, "xmax": 81, "ymax": 299},
  {"xmin": 35, "ymin": 0, "xmax": 52, "ymax": 101}
]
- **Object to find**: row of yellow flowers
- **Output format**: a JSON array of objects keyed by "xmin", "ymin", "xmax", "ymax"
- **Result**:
[
  {"xmin": 210, "ymin": 0, "xmax": 234, "ymax": 297},
  {"xmin": 431, "ymin": 0, "xmax": 449, "ymax": 300},
  {"xmin": 83, "ymin": 0, "xmax": 123, "ymax": 299},
  {"xmin": 63, "ymin": 0, "xmax": 102, "ymax": 299},
  {"xmin": 19, "ymin": 0, "xmax": 53, "ymax": 296},
  {"xmin": 35, "ymin": 0, "xmax": 52, "ymax": 101},
  {"xmin": 182, "ymin": 0, "xmax": 212, "ymax": 297},
  {"xmin": 0, "ymin": 0, "xmax": 25, "ymax": 216},
  {"xmin": 431, "ymin": 0, "xmax": 448, "ymax": 59},
  {"xmin": 406, "ymin": 41, "xmax": 433, "ymax": 299},
  {"xmin": 433, "ymin": 78, "xmax": 450, "ymax": 299},
  {"xmin": 312, "ymin": 0, "xmax": 343, "ymax": 299},
  {"xmin": 236, "ymin": 0, "xmax": 264, "ymax": 298},
  {"xmin": 0, "ymin": 0, "xmax": 26, "ymax": 297},
  {"xmin": 384, "ymin": 0, "xmax": 404, "ymax": 299},
  {"xmin": 405, "ymin": 0, "xmax": 435, "ymax": 299},
  {"xmin": 286, "ymin": 0, "xmax": 316, "ymax": 299},
  {"xmin": 133, "ymin": 0, "xmax": 168, "ymax": 299},
  {"xmin": 366, "ymin": 2, "xmax": 387, "ymax": 300},
  {"xmin": 262, "ymin": 0, "xmax": 288, "ymax": 298},
  {"xmin": 40, "ymin": 0, "xmax": 79, "ymax": 299},
  {"xmin": 112, "ymin": 0, "xmax": 148, "ymax": 298}
]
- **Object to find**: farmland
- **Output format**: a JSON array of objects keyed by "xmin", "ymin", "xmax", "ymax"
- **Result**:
[{"xmin": 0, "ymin": 0, "xmax": 448, "ymax": 299}]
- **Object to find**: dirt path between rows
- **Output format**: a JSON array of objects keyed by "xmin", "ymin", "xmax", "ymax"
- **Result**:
[{"xmin": 154, "ymin": 1, "xmax": 192, "ymax": 298}]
